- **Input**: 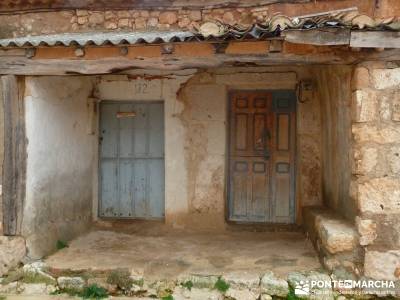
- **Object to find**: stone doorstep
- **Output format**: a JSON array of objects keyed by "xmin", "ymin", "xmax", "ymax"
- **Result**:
[
  {"xmin": 303, "ymin": 206, "xmax": 359, "ymax": 255},
  {"xmin": 317, "ymin": 218, "xmax": 358, "ymax": 255}
]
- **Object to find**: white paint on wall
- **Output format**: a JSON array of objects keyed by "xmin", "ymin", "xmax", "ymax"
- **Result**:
[{"xmin": 23, "ymin": 76, "xmax": 95, "ymax": 259}]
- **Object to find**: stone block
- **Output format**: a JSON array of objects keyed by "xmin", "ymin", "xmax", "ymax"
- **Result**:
[
  {"xmin": 357, "ymin": 177, "xmax": 400, "ymax": 214},
  {"xmin": 353, "ymin": 146, "xmax": 378, "ymax": 175},
  {"xmin": 352, "ymin": 90, "xmax": 377, "ymax": 123},
  {"xmin": 352, "ymin": 67, "xmax": 370, "ymax": 90},
  {"xmin": 88, "ymin": 12, "xmax": 104, "ymax": 25},
  {"xmin": 104, "ymin": 21, "xmax": 117, "ymax": 30},
  {"xmin": 388, "ymin": 145, "xmax": 400, "ymax": 175},
  {"xmin": 355, "ymin": 217, "xmax": 377, "ymax": 246},
  {"xmin": 223, "ymin": 271, "xmax": 260, "ymax": 292},
  {"xmin": 77, "ymin": 16, "xmax": 88, "ymax": 25},
  {"xmin": 371, "ymin": 68, "xmax": 400, "ymax": 90},
  {"xmin": 19, "ymin": 283, "xmax": 56, "ymax": 295},
  {"xmin": 57, "ymin": 276, "xmax": 85, "ymax": 291},
  {"xmin": 159, "ymin": 12, "xmax": 178, "ymax": 24},
  {"xmin": 379, "ymin": 92, "xmax": 392, "ymax": 121},
  {"xmin": 76, "ymin": 10, "xmax": 88, "ymax": 17},
  {"xmin": 147, "ymin": 17, "xmax": 158, "ymax": 28},
  {"xmin": 189, "ymin": 10, "xmax": 202, "ymax": 21},
  {"xmin": 260, "ymin": 271, "xmax": 288, "ymax": 297},
  {"xmin": 352, "ymin": 124, "xmax": 400, "ymax": 144},
  {"xmin": 316, "ymin": 217, "xmax": 358, "ymax": 254},
  {"xmin": 0, "ymin": 236, "xmax": 26, "ymax": 276},
  {"xmin": 117, "ymin": 18, "xmax": 129, "ymax": 28},
  {"xmin": 365, "ymin": 250, "xmax": 400, "ymax": 280},
  {"xmin": 393, "ymin": 91, "xmax": 400, "ymax": 121},
  {"xmin": 104, "ymin": 11, "xmax": 116, "ymax": 20},
  {"xmin": 225, "ymin": 288, "xmax": 259, "ymax": 300}
]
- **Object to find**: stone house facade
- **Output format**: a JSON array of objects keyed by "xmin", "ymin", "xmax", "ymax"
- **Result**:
[{"xmin": 0, "ymin": 0, "xmax": 399, "ymax": 296}]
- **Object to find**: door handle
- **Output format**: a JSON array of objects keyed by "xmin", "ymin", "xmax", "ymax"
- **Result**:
[{"xmin": 264, "ymin": 129, "xmax": 271, "ymax": 160}]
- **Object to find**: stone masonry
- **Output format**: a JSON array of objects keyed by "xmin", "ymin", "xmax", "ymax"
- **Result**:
[
  {"xmin": 351, "ymin": 62, "xmax": 400, "ymax": 281},
  {"xmin": 0, "ymin": 7, "xmax": 269, "ymax": 38}
]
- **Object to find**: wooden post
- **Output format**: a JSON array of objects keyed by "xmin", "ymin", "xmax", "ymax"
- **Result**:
[{"xmin": 1, "ymin": 75, "xmax": 26, "ymax": 236}]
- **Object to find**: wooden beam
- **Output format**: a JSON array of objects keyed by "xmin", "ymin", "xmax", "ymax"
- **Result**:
[
  {"xmin": 0, "ymin": 47, "xmax": 399, "ymax": 75},
  {"xmin": 282, "ymin": 28, "xmax": 350, "ymax": 46},
  {"xmin": 1, "ymin": 75, "xmax": 26, "ymax": 236},
  {"xmin": 350, "ymin": 31, "xmax": 400, "ymax": 49},
  {"xmin": 0, "ymin": 0, "xmax": 309, "ymax": 12}
]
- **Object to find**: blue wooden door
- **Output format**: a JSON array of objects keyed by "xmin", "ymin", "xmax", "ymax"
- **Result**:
[
  {"xmin": 228, "ymin": 91, "xmax": 296, "ymax": 224},
  {"xmin": 99, "ymin": 101, "xmax": 165, "ymax": 219}
]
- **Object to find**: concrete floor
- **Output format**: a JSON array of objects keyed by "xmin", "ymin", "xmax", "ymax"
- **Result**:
[{"xmin": 45, "ymin": 222, "xmax": 321, "ymax": 280}]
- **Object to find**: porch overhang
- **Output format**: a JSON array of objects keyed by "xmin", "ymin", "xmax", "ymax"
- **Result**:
[{"xmin": 0, "ymin": 9, "xmax": 399, "ymax": 75}]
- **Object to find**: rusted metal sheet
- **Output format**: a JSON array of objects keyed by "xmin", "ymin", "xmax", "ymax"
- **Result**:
[
  {"xmin": 0, "ymin": 0, "xmax": 309, "ymax": 12},
  {"xmin": 99, "ymin": 101, "xmax": 165, "ymax": 219},
  {"xmin": 228, "ymin": 90, "xmax": 296, "ymax": 224}
]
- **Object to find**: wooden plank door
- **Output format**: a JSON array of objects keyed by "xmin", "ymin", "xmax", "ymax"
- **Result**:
[
  {"xmin": 99, "ymin": 101, "xmax": 165, "ymax": 219},
  {"xmin": 228, "ymin": 91, "xmax": 296, "ymax": 223}
]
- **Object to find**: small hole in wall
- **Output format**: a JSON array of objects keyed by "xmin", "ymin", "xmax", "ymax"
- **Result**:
[{"xmin": 380, "ymin": 204, "xmax": 384, "ymax": 210}]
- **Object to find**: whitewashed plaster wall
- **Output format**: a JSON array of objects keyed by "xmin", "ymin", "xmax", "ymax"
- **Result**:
[{"xmin": 23, "ymin": 76, "xmax": 95, "ymax": 258}]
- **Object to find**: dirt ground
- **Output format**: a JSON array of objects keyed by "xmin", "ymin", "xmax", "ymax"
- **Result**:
[{"xmin": 45, "ymin": 222, "xmax": 321, "ymax": 280}]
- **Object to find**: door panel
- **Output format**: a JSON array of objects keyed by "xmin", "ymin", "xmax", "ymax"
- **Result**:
[
  {"xmin": 100, "ymin": 102, "xmax": 165, "ymax": 219},
  {"xmin": 228, "ymin": 91, "xmax": 296, "ymax": 224}
]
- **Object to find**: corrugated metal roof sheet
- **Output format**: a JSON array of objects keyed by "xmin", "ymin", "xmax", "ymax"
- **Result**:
[
  {"xmin": 0, "ymin": 10, "xmax": 399, "ymax": 48},
  {"xmin": 0, "ymin": 31, "xmax": 195, "ymax": 47}
]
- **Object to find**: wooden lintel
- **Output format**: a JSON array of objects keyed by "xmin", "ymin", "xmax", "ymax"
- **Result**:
[
  {"xmin": 1, "ymin": 48, "xmax": 400, "ymax": 75},
  {"xmin": 0, "ymin": 49, "xmax": 26, "ymax": 57},
  {"xmin": 350, "ymin": 31, "xmax": 400, "ymax": 49},
  {"xmin": 0, "ymin": 0, "xmax": 310, "ymax": 12},
  {"xmin": 1, "ymin": 75, "xmax": 26, "ymax": 235},
  {"xmin": 282, "ymin": 28, "xmax": 350, "ymax": 46}
]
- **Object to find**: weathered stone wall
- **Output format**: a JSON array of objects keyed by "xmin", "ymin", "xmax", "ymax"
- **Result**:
[
  {"xmin": 312, "ymin": 66, "xmax": 354, "ymax": 221},
  {"xmin": 23, "ymin": 76, "xmax": 95, "ymax": 259},
  {"xmin": 351, "ymin": 62, "xmax": 400, "ymax": 281},
  {"xmin": 0, "ymin": 1, "xmax": 399, "ymax": 38}
]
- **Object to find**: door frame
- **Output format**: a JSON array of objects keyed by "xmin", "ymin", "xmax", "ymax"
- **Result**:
[
  {"xmin": 225, "ymin": 89, "xmax": 297, "ymax": 225},
  {"xmin": 97, "ymin": 100, "xmax": 166, "ymax": 220}
]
